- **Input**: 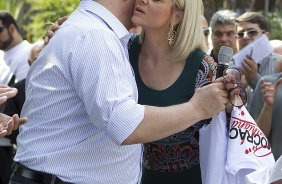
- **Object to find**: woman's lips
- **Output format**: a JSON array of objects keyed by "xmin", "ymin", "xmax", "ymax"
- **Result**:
[{"xmin": 135, "ymin": 6, "xmax": 144, "ymax": 14}]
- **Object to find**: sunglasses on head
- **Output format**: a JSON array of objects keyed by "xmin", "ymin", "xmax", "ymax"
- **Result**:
[
  {"xmin": 203, "ymin": 28, "xmax": 210, "ymax": 37},
  {"xmin": 236, "ymin": 29, "xmax": 265, "ymax": 39}
]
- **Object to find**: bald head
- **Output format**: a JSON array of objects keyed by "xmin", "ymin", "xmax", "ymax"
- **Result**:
[{"xmin": 270, "ymin": 40, "xmax": 282, "ymax": 55}]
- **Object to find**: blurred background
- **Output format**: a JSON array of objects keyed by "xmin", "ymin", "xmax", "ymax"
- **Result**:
[{"xmin": 1, "ymin": 0, "xmax": 282, "ymax": 42}]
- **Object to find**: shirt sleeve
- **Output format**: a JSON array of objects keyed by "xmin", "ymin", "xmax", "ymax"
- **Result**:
[
  {"xmin": 248, "ymin": 73, "xmax": 261, "ymax": 90},
  {"xmin": 195, "ymin": 58, "xmax": 216, "ymax": 89},
  {"xmin": 69, "ymin": 29, "xmax": 144, "ymax": 144},
  {"xmin": 248, "ymin": 77, "xmax": 265, "ymax": 119}
]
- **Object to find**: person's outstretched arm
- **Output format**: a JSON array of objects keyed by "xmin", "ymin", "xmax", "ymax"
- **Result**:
[
  {"xmin": 123, "ymin": 78, "xmax": 228, "ymax": 145},
  {"xmin": 257, "ymin": 78, "xmax": 282, "ymax": 137}
]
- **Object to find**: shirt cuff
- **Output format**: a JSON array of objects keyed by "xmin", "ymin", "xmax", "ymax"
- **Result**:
[
  {"xmin": 106, "ymin": 99, "xmax": 144, "ymax": 145},
  {"xmin": 248, "ymin": 74, "xmax": 261, "ymax": 90}
]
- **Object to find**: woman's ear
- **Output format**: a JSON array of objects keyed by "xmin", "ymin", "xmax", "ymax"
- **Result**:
[{"xmin": 173, "ymin": 10, "xmax": 184, "ymax": 26}]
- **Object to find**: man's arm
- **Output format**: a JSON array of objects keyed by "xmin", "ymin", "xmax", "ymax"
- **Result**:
[
  {"xmin": 123, "ymin": 81, "xmax": 228, "ymax": 145},
  {"xmin": 241, "ymin": 56, "xmax": 260, "ymax": 89},
  {"xmin": 273, "ymin": 179, "xmax": 282, "ymax": 184},
  {"xmin": 256, "ymin": 103, "xmax": 272, "ymax": 137},
  {"xmin": 256, "ymin": 78, "xmax": 282, "ymax": 137}
]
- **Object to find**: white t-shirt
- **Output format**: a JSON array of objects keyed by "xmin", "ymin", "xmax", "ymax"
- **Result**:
[
  {"xmin": 226, "ymin": 106, "xmax": 275, "ymax": 183},
  {"xmin": 246, "ymin": 155, "xmax": 282, "ymax": 184},
  {"xmin": 4, "ymin": 40, "xmax": 31, "ymax": 81},
  {"xmin": 200, "ymin": 111, "xmax": 228, "ymax": 184},
  {"xmin": 0, "ymin": 51, "xmax": 13, "ymax": 85},
  {"xmin": 200, "ymin": 106, "xmax": 275, "ymax": 184}
]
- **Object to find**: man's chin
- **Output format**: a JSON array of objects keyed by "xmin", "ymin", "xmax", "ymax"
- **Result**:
[
  {"xmin": 240, "ymin": 43, "xmax": 250, "ymax": 50},
  {"xmin": 0, "ymin": 46, "xmax": 8, "ymax": 51}
]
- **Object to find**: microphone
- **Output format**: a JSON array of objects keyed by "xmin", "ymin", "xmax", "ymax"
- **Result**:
[{"xmin": 216, "ymin": 46, "xmax": 233, "ymax": 78}]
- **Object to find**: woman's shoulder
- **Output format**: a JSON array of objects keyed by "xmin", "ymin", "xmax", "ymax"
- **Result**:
[
  {"xmin": 194, "ymin": 50, "xmax": 217, "ymax": 77},
  {"xmin": 195, "ymin": 53, "xmax": 217, "ymax": 88},
  {"xmin": 191, "ymin": 49, "xmax": 217, "ymax": 70}
]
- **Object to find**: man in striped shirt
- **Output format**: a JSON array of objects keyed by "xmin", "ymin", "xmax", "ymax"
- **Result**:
[{"xmin": 10, "ymin": 0, "xmax": 229, "ymax": 184}]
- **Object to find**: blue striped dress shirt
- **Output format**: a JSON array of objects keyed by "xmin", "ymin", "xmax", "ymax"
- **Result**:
[{"xmin": 15, "ymin": 1, "xmax": 144, "ymax": 183}]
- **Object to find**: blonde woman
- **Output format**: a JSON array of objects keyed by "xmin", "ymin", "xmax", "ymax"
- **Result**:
[{"xmin": 130, "ymin": 0, "xmax": 215, "ymax": 183}]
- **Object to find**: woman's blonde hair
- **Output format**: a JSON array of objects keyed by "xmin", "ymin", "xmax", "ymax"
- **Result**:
[{"xmin": 139, "ymin": 0, "xmax": 206, "ymax": 62}]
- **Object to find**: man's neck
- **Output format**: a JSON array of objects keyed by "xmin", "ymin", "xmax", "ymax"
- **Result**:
[
  {"xmin": 5, "ymin": 38, "xmax": 23, "ymax": 52},
  {"xmin": 95, "ymin": 0, "xmax": 132, "ymax": 30}
]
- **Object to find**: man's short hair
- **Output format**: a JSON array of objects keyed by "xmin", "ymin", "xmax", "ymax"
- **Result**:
[
  {"xmin": 0, "ymin": 11, "xmax": 20, "ymax": 32},
  {"xmin": 235, "ymin": 12, "xmax": 270, "ymax": 32},
  {"xmin": 210, "ymin": 10, "xmax": 237, "ymax": 30}
]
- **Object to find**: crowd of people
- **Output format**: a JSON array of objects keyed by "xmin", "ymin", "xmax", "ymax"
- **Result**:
[
  {"xmin": 208, "ymin": 9, "xmax": 282, "ymax": 161},
  {"xmin": 0, "ymin": 0, "xmax": 281, "ymax": 183}
]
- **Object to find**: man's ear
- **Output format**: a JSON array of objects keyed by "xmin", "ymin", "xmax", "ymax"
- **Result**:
[
  {"xmin": 264, "ymin": 31, "xmax": 270, "ymax": 39},
  {"xmin": 8, "ymin": 24, "xmax": 17, "ymax": 33}
]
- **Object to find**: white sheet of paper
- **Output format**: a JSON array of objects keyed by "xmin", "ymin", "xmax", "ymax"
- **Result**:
[{"xmin": 233, "ymin": 35, "xmax": 273, "ymax": 70}]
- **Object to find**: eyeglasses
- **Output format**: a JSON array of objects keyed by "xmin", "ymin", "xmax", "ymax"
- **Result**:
[
  {"xmin": 203, "ymin": 28, "xmax": 210, "ymax": 37},
  {"xmin": 222, "ymin": 68, "xmax": 247, "ymax": 107},
  {"xmin": 235, "ymin": 29, "xmax": 265, "ymax": 39},
  {"xmin": 0, "ymin": 25, "xmax": 6, "ymax": 33}
]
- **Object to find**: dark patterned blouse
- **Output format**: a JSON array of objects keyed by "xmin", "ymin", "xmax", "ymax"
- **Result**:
[{"xmin": 129, "ymin": 37, "xmax": 216, "ymax": 184}]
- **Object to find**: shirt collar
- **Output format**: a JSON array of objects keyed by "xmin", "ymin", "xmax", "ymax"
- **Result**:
[{"xmin": 79, "ymin": 0, "xmax": 130, "ymax": 41}]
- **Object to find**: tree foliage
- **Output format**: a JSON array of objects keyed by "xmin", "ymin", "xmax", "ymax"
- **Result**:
[
  {"xmin": 203, "ymin": 0, "xmax": 282, "ymax": 40},
  {"xmin": 3, "ymin": 0, "xmax": 281, "ymax": 41},
  {"xmin": 25, "ymin": 0, "xmax": 79, "ymax": 41},
  {"xmin": 0, "ymin": 0, "xmax": 25, "ymax": 20},
  {"xmin": 264, "ymin": 12, "xmax": 282, "ymax": 40}
]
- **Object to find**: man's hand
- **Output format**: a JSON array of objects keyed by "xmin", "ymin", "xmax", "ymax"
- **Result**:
[
  {"xmin": 261, "ymin": 78, "xmax": 282, "ymax": 106},
  {"xmin": 43, "ymin": 16, "xmax": 68, "ymax": 47},
  {"xmin": 0, "ymin": 85, "xmax": 18, "ymax": 105},
  {"xmin": 189, "ymin": 77, "xmax": 229, "ymax": 119},
  {"xmin": 241, "ymin": 55, "xmax": 258, "ymax": 82},
  {"xmin": 0, "ymin": 114, "xmax": 27, "ymax": 137}
]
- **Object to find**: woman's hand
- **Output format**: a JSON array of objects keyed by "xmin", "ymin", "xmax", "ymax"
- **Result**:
[{"xmin": 43, "ymin": 16, "xmax": 68, "ymax": 47}]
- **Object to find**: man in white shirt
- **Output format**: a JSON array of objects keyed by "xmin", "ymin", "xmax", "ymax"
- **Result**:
[
  {"xmin": 11, "ymin": 1, "xmax": 230, "ymax": 184},
  {"xmin": 0, "ymin": 51, "xmax": 14, "ymax": 85},
  {"xmin": 0, "ymin": 12, "xmax": 30, "ymax": 183},
  {"xmin": 0, "ymin": 11, "xmax": 31, "ymax": 82}
]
